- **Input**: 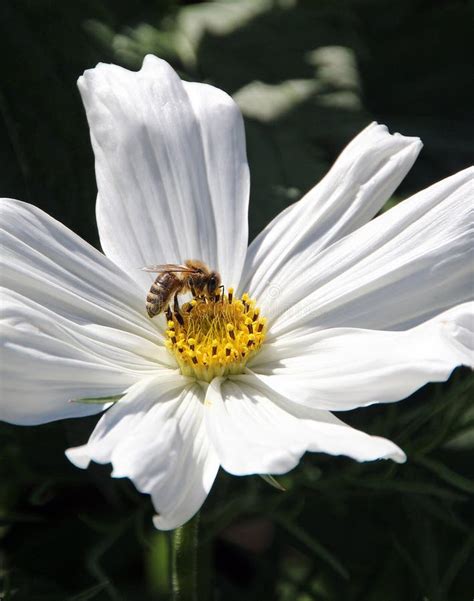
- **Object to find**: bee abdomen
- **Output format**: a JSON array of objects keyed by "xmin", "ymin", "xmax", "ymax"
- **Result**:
[
  {"xmin": 146, "ymin": 272, "xmax": 179, "ymax": 318},
  {"xmin": 146, "ymin": 290, "xmax": 168, "ymax": 317}
]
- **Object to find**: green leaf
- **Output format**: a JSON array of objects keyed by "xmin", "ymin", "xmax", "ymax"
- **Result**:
[
  {"xmin": 392, "ymin": 538, "xmax": 426, "ymax": 590},
  {"xmin": 353, "ymin": 477, "xmax": 467, "ymax": 501},
  {"xmin": 70, "ymin": 394, "xmax": 124, "ymax": 405},
  {"xmin": 274, "ymin": 515, "xmax": 349, "ymax": 580},
  {"xmin": 67, "ymin": 582, "xmax": 109, "ymax": 601},
  {"xmin": 440, "ymin": 532, "xmax": 474, "ymax": 595},
  {"xmin": 411, "ymin": 496, "xmax": 466, "ymax": 533},
  {"xmin": 0, "ymin": 511, "xmax": 44, "ymax": 526},
  {"xmin": 259, "ymin": 474, "xmax": 287, "ymax": 491},
  {"xmin": 414, "ymin": 455, "xmax": 474, "ymax": 495}
]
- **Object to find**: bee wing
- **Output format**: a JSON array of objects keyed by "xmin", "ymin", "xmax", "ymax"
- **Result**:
[{"xmin": 141, "ymin": 263, "xmax": 195, "ymax": 273}]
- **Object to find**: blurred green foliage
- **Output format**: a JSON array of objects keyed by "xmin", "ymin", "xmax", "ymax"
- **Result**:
[{"xmin": 1, "ymin": 0, "xmax": 473, "ymax": 599}]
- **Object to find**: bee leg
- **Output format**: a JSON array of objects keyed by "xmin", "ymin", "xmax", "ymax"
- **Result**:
[
  {"xmin": 188, "ymin": 279, "xmax": 198, "ymax": 299},
  {"xmin": 213, "ymin": 285, "xmax": 224, "ymax": 303},
  {"xmin": 173, "ymin": 293, "xmax": 184, "ymax": 326},
  {"xmin": 165, "ymin": 306, "xmax": 173, "ymax": 322},
  {"xmin": 173, "ymin": 292, "xmax": 181, "ymax": 314}
]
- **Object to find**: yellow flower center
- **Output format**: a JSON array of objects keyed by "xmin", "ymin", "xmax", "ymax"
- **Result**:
[{"xmin": 165, "ymin": 288, "xmax": 266, "ymax": 382}]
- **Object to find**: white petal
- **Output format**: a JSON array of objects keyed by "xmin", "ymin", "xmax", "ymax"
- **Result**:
[
  {"xmin": 0, "ymin": 288, "xmax": 174, "ymax": 425},
  {"xmin": 0, "ymin": 199, "xmax": 173, "ymax": 425},
  {"xmin": 0, "ymin": 198, "xmax": 160, "ymax": 340},
  {"xmin": 204, "ymin": 376, "xmax": 405, "ymax": 476},
  {"xmin": 79, "ymin": 55, "xmax": 249, "ymax": 292},
  {"xmin": 264, "ymin": 167, "xmax": 473, "ymax": 336},
  {"xmin": 249, "ymin": 303, "xmax": 474, "ymax": 411},
  {"xmin": 67, "ymin": 376, "xmax": 219, "ymax": 530},
  {"xmin": 241, "ymin": 122, "xmax": 421, "ymax": 298}
]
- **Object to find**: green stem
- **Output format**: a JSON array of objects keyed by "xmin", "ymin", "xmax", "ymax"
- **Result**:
[{"xmin": 171, "ymin": 513, "xmax": 200, "ymax": 601}]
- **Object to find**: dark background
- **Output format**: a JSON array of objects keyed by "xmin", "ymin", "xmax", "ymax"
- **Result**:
[{"xmin": 1, "ymin": 1, "xmax": 473, "ymax": 600}]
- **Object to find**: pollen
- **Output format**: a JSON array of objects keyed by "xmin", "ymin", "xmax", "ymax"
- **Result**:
[{"xmin": 165, "ymin": 288, "xmax": 266, "ymax": 382}]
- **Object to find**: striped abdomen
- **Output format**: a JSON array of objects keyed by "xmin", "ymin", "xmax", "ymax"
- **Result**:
[{"xmin": 146, "ymin": 272, "xmax": 181, "ymax": 318}]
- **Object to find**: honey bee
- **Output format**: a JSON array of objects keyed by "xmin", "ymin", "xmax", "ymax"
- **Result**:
[{"xmin": 142, "ymin": 259, "xmax": 222, "ymax": 321}]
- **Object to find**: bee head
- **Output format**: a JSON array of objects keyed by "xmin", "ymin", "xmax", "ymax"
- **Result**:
[{"xmin": 207, "ymin": 272, "xmax": 221, "ymax": 296}]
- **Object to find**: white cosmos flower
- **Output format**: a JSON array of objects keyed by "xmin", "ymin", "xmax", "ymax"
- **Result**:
[{"xmin": 1, "ymin": 55, "xmax": 473, "ymax": 530}]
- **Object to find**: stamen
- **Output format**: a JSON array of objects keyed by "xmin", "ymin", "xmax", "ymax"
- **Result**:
[
  {"xmin": 165, "ymin": 289, "xmax": 266, "ymax": 382},
  {"xmin": 245, "ymin": 317, "xmax": 253, "ymax": 334}
]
